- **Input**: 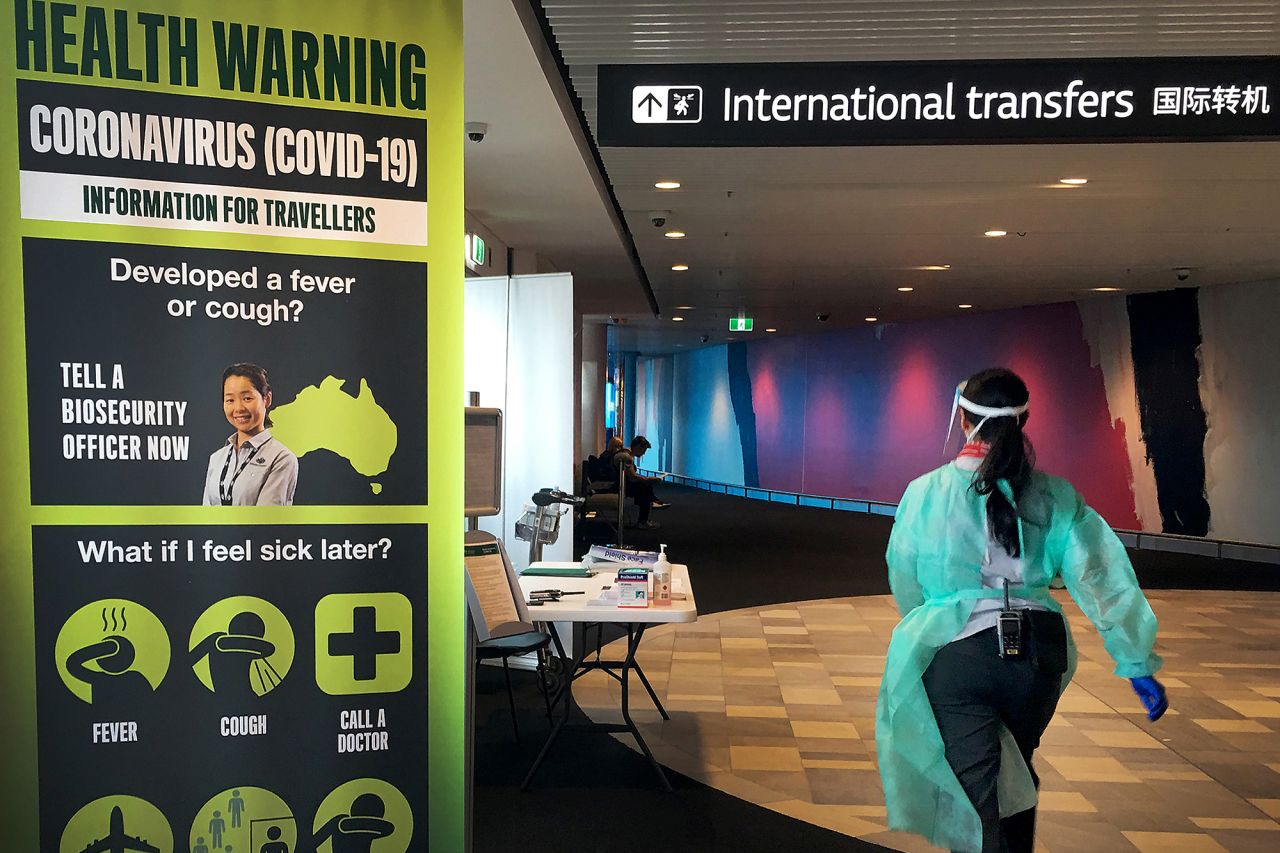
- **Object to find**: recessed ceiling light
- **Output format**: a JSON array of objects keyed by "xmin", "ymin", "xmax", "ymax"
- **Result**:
[
  {"xmin": 671, "ymin": 263, "xmax": 689, "ymax": 271},
  {"xmin": 664, "ymin": 230, "xmax": 686, "ymax": 239},
  {"xmin": 1059, "ymin": 177, "xmax": 1088, "ymax": 185},
  {"xmin": 958, "ymin": 303, "xmax": 973, "ymax": 309},
  {"xmin": 865, "ymin": 316, "xmax": 879, "ymax": 322},
  {"xmin": 765, "ymin": 328, "xmax": 777, "ymax": 333},
  {"xmin": 897, "ymin": 286, "xmax": 914, "ymax": 292},
  {"xmin": 655, "ymin": 180, "xmax": 681, "ymax": 190},
  {"xmin": 671, "ymin": 316, "xmax": 684, "ymax": 321},
  {"xmin": 917, "ymin": 264, "xmax": 951, "ymax": 271},
  {"xmin": 675, "ymin": 305, "xmax": 695, "ymax": 310},
  {"xmin": 1091, "ymin": 287, "xmax": 1123, "ymax": 292},
  {"xmin": 985, "ymin": 229, "xmax": 1008, "ymax": 237}
]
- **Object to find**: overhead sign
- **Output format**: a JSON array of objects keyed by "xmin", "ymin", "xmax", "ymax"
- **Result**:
[
  {"xmin": 597, "ymin": 57, "xmax": 1280, "ymax": 147},
  {"xmin": 729, "ymin": 316, "xmax": 754, "ymax": 332}
]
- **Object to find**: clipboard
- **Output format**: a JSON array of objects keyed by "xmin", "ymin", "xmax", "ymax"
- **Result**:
[{"xmin": 464, "ymin": 531, "xmax": 534, "ymax": 641}]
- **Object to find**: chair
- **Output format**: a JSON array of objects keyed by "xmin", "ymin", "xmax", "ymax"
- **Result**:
[
  {"xmin": 475, "ymin": 629, "xmax": 553, "ymax": 745},
  {"xmin": 578, "ymin": 459, "xmax": 638, "ymax": 542},
  {"xmin": 464, "ymin": 532, "xmax": 558, "ymax": 745}
]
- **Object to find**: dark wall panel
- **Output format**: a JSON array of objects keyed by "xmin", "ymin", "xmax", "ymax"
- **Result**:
[{"xmin": 1127, "ymin": 288, "xmax": 1211, "ymax": 536}]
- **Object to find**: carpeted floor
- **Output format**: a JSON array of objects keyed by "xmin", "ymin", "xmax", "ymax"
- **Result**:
[
  {"xmin": 473, "ymin": 482, "xmax": 1278, "ymax": 853},
  {"xmin": 472, "ymin": 693, "xmax": 887, "ymax": 853}
]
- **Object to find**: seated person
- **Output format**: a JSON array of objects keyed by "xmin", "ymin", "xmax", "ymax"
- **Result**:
[
  {"xmin": 585, "ymin": 436, "xmax": 624, "ymax": 487},
  {"xmin": 612, "ymin": 435, "xmax": 666, "ymax": 528}
]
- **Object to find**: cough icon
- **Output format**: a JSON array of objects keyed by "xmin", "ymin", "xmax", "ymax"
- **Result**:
[{"xmin": 190, "ymin": 596, "xmax": 294, "ymax": 697}]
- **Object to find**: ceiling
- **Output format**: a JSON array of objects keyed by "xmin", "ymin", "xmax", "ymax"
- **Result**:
[
  {"xmin": 463, "ymin": 1, "xmax": 649, "ymax": 315},
  {"xmin": 531, "ymin": 0, "xmax": 1280, "ymax": 352}
]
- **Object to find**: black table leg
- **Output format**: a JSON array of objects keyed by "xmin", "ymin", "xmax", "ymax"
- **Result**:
[
  {"xmin": 520, "ymin": 627, "xmax": 584, "ymax": 791},
  {"xmin": 621, "ymin": 624, "xmax": 673, "ymax": 791},
  {"xmin": 521, "ymin": 620, "xmax": 674, "ymax": 792},
  {"xmin": 631, "ymin": 659, "xmax": 670, "ymax": 720}
]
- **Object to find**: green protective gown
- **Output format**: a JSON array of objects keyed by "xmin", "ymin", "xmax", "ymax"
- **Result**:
[{"xmin": 875, "ymin": 462, "xmax": 1162, "ymax": 853}]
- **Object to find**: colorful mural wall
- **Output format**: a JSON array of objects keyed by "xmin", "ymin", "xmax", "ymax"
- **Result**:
[{"xmin": 633, "ymin": 282, "xmax": 1280, "ymax": 547}]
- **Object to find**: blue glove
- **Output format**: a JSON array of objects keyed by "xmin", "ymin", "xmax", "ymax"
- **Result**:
[{"xmin": 1130, "ymin": 676, "xmax": 1168, "ymax": 721}]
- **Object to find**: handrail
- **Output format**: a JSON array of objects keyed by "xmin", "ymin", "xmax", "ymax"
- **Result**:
[{"xmin": 640, "ymin": 468, "xmax": 1280, "ymax": 564}]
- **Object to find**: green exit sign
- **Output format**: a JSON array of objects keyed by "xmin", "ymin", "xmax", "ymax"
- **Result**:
[
  {"xmin": 728, "ymin": 316, "xmax": 753, "ymax": 332},
  {"xmin": 468, "ymin": 234, "xmax": 486, "ymax": 267}
]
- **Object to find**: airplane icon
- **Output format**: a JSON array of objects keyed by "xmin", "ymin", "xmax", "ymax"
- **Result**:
[{"xmin": 77, "ymin": 805, "xmax": 161, "ymax": 853}]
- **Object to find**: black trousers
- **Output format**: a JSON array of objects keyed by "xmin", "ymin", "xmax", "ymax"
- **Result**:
[
  {"xmin": 922, "ymin": 623, "xmax": 1065, "ymax": 853},
  {"xmin": 625, "ymin": 479, "xmax": 655, "ymax": 522}
]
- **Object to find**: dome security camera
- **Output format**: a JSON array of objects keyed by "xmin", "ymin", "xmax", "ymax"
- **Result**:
[
  {"xmin": 465, "ymin": 121, "xmax": 488, "ymax": 143},
  {"xmin": 648, "ymin": 210, "xmax": 671, "ymax": 228},
  {"xmin": 1173, "ymin": 267, "xmax": 1192, "ymax": 282},
  {"xmin": 816, "ymin": 312, "xmax": 831, "ymax": 322},
  {"xmin": 699, "ymin": 334, "xmax": 710, "ymax": 343}
]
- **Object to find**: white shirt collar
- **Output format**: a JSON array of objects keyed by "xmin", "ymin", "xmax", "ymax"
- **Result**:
[{"xmin": 224, "ymin": 429, "xmax": 274, "ymax": 450}]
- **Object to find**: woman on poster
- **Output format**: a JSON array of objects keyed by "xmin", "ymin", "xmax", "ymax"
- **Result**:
[{"xmin": 202, "ymin": 363, "xmax": 299, "ymax": 506}]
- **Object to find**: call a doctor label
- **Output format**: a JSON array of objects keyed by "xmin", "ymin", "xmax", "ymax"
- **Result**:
[{"xmin": 338, "ymin": 707, "xmax": 389, "ymax": 753}]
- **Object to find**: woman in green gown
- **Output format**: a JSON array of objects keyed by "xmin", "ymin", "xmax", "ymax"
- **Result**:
[{"xmin": 875, "ymin": 368, "xmax": 1167, "ymax": 853}]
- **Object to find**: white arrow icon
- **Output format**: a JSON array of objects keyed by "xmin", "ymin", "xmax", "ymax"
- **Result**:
[{"xmin": 632, "ymin": 86, "xmax": 703, "ymax": 124}]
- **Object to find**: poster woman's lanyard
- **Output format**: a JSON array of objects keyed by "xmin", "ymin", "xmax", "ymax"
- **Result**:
[{"xmin": 219, "ymin": 440, "xmax": 262, "ymax": 506}]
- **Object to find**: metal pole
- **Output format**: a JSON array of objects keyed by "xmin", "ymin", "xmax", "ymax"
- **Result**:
[
  {"xmin": 528, "ymin": 505, "xmax": 548, "ymax": 565},
  {"xmin": 616, "ymin": 468, "xmax": 626, "ymax": 548}
]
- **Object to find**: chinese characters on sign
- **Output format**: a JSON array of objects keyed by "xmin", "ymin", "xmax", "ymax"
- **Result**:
[{"xmin": 1152, "ymin": 84, "xmax": 1270, "ymax": 116}]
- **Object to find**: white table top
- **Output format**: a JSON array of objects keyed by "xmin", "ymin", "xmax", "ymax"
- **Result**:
[{"xmin": 518, "ymin": 563, "xmax": 698, "ymax": 623}]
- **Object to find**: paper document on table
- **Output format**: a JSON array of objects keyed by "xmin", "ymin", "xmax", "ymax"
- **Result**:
[
  {"xmin": 464, "ymin": 543, "xmax": 521, "ymax": 632},
  {"xmin": 588, "ymin": 585, "xmax": 620, "ymax": 606}
]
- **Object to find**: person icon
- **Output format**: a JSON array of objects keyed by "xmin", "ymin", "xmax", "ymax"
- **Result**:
[
  {"xmin": 259, "ymin": 825, "xmax": 289, "ymax": 853},
  {"xmin": 193, "ymin": 837, "xmax": 210, "ymax": 853},
  {"xmin": 65, "ymin": 634, "xmax": 153, "ymax": 704},
  {"xmin": 209, "ymin": 809, "xmax": 226, "ymax": 848},
  {"xmin": 191, "ymin": 611, "xmax": 280, "ymax": 699},
  {"xmin": 313, "ymin": 792, "xmax": 394, "ymax": 853},
  {"xmin": 229, "ymin": 789, "xmax": 245, "ymax": 828}
]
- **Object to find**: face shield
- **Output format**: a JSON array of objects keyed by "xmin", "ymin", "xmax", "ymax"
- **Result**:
[{"xmin": 943, "ymin": 381, "xmax": 1030, "ymax": 453}]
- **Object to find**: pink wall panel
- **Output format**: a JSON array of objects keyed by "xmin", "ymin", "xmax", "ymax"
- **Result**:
[{"xmin": 745, "ymin": 302, "xmax": 1140, "ymax": 527}]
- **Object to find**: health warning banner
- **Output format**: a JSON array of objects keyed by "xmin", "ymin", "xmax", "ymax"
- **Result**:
[{"xmin": 0, "ymin": 2, "xmax": 464, "ymax": 851}]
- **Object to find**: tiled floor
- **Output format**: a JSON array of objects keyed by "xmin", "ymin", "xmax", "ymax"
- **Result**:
[{"xmin": 573, "ymin": 591, "xmax": 1280, "ymax": 852}]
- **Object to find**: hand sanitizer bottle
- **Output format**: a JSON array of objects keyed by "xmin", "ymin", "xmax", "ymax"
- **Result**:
[{"xmin": 653, "ymin": 544, "xmax": 672, "ymax": 605}]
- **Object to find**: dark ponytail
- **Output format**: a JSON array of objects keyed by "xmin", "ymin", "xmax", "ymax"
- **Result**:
[
  {"xmin": 222, "ymin": 363, "xmax": 274, "ymax": 428},
  {"xmin": 961, "ymin": 368, "xmax": 1034, "ymax": 557}
]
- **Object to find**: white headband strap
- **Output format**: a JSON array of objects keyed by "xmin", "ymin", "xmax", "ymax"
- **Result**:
[
  {"xmin": 943, "ymin": 381, "xmax": 1029, "ymax": 453},
  {"xmin": 957, "ymin": 395, "xmax": 1029, "ymax": 420}
]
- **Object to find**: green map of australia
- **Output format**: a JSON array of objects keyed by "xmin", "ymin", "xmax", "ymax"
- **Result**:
[{"xmin": 271, "ymin": 376, "xmax": 398, "ymax": 495}]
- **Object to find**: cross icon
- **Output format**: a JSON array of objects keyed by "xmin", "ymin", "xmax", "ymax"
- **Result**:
[{"xmin": 328, "ymin": 606, "xmax": 401, "ymax": 681}]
